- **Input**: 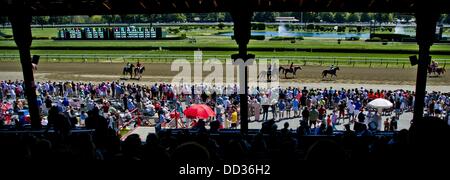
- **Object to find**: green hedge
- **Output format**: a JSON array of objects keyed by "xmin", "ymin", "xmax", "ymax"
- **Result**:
[
  {"xmin": 231, "ymin": 35, "xmax": 265, "ymax": 40},
  {"xmin": 32, "ymin": 36, "xmax": 51, "ymax": 40},
  {"xmin": 167, "ymin": 28, "xmax": 180, "ymax": 34},
  {"xmin": 0, "ymin": 35, "xmax": 55, "ymax": 40},
  {"xmin": 370, "ymin": 33, "xmax": 410, "ymax": 42},
  {"xmin": 401, "ymin": 37, "xmax": 417, "ymax": 42},
  {"xmin": 0, "ymin": 35, "xmax": 13, "ymax": 40},
  {"xmin": 2, "ymin": 35, "xmax": 13, "ymax": 38},
  {"xmin": 269, "ymin": 36, "xmax": 304, "ymax": 41},
  {"xmin": 365, "ymin": 37, "xmax": 383, "ymax": 42},
  {"xmin": 251, "ymin": 23, "xmax": 266, "ymax": 30},
  {"xmin": 345, "ymin": 36, "xmax": 360, "ymax": 41},
  {"xmin": 217, "ymin": 23, "xmax": 225, "ymax": 30},
  {"xmin": 337, "ymin": 26, "xmax": 346, "ymax": 32}
]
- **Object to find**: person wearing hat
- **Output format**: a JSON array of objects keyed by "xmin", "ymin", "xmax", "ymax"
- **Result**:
[{"xmin": 127, "ymin": 98, "xmax": 136, "ymax": 111}]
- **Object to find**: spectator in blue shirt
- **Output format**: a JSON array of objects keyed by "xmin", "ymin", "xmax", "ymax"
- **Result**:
[
  {"xmin": 293, "ymin": 98, "xmax": 299, "ymax": 117},
  {"xmin": 354, "ymin": 99, "xmax": 362, "ymax": 116},
  {"xmin": 278, "ymin": 100, "xmax": 286, "ymax": 120},
  {"xmin": 63, "ymin": 97, "xmax": 69, "ymax": 107},
  {"xmin": 127, "ymin": 99, "xmax": 135, "ymax": 110},
  {"xmin": 37, "ymin": 97, "xmax": 43, "ymax": 108}
]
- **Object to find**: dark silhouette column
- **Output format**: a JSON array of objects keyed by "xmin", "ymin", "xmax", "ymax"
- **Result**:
[
  {"xmin": 413, "ymin": 11, "xmax": 439, "ymax": 121},
  {"xmin": 231, "ymin": 10, "xmax": 253, "ymax": 134},
  {"xmin": 9, "ymin": 15, "xmax": 41, "ymax": 129}
]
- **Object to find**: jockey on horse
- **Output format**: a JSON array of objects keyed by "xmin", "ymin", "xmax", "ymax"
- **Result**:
[
  {"xmin": 134, "ymin": 60, "xmax": 145, "ymax": 79},
  {"xmin": 136, "ymin": 61, "xmax": 142, "ymax": 69},
  {"xmin": 123, "ymin": 62, "xmax": 134, "ymax": 79},
  {"xmin": 322, "ymin": 65, "xmax": 339, "ymax": 78},
  {"xmin": 431, "ymin": 60, "xmax": 438, "ymax": 72},
  {"xmin": 428, "ymin": 60, "xmax": 446, "ymax": 76},
  {"xmin": 283, "ymin": 62, "xmax": 302, "ymax": 78},
  {"xmin": 329, "ymin": 64, "xmax": 335, "ymax": 71}
]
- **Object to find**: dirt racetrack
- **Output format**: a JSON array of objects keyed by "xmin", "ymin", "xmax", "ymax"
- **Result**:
[{"xmin": 0, "ymin": 61, "xmax": 448, "ymax": 91}]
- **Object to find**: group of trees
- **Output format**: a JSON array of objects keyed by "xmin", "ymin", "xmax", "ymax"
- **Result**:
[
  {"xmin": 261, "ymin": 12, "xmax": 450, "ymax": 24},
  {"xmin": 2, "ymin": 12, "xmax": 450, "ymax": 25},
  {"xmin": 290, "ymin": 12, "xmax": 397, "ymax": 23},
  {"xmin": 23, "ymin": 13, "xmax": 230, "ymax": 25}
]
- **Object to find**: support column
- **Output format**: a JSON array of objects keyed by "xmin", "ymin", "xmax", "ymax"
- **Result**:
[
  {"xmin": 413, "ymin": 11, "xmax": 439, "ymax": 121},
  {"xmin": 231, "ymin": 11, "xmax": 253, "ymax": 134},
  {"xmin": 9, "ymin": 15, "xmax": 41, "ymax": 129}
]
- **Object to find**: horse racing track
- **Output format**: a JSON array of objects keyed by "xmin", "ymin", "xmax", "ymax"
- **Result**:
[{"xmin": 0, "ymin": 61, "xmax": 449, "ymax": 91}]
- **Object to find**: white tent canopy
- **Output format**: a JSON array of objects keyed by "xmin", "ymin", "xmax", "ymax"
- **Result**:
[{"xmin": 367, "ymin": 98, "xmax": 393, "ymax": 109}]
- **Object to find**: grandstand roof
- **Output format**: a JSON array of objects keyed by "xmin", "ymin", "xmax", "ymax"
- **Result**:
[{"xmin": 0, "ymin": 0, "xmax": 449, "ymax": 16}]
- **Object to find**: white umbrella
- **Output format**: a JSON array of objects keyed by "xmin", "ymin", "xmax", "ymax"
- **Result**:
[
  {"xmin": 367, "ymin": 98, "xmax": 393, "ymax": 131},
  {"xmin": 367, "ymin": 98, "xmax": 393, "ymax": 109}
]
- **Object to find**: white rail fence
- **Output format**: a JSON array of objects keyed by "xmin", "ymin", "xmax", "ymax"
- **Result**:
[{"xmin": 0, "ymin": 54, "xmax": 449, "ymax": 68}]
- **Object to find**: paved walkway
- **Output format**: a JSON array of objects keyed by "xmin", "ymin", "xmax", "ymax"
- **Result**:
[
  {"xmin": 122, "ymin": 110, "xmax": 414, "ymax": 141},
  {"xmin": 247, "ymin": 109, "xmax": 413, "ymax": 131}
]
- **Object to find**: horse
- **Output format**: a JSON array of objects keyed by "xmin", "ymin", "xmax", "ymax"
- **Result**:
[
  {"xmin": 123, "ymin": 63, "xmax": 135, "ymax": 79},
  {"xmin": 258, "ymin": 67, "xmax": 279, "ymax": 82},
  {"xmin": 322, "ymin": 67, "xmax": 340, "ymax": 78},
  {"xmin": 134, "ymin": 66, "xmax": 146, "ymax": 80},
  {"xmin": 279, "ymin": 66, "xmax": 289, "ymax": 74},
  {"xmin": 427, "ymin": 66, "xmax": 446, "ymax": 76},
  {"xmin": 283, "ymin": 66, "xmax": 302, "ymax": 78}
]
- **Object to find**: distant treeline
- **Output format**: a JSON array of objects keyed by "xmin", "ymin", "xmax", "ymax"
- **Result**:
[{"xmin": 2, "ymin": 13, "xmax": 450, "ymax": 25}]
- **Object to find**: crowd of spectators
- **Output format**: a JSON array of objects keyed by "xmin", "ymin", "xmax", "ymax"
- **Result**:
[{"xmin": 1, "ymin": 80, "xmax": 450, "ymax": 161}]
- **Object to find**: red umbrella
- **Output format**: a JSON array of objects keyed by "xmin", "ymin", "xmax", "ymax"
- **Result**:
[{"xmin": 183, "ymin": 104, "xmax": 215, "ymax": 119}]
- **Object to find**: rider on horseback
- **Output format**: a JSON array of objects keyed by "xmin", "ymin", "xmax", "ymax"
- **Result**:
[
  {"xmin": 431, "ymin": 60, "xmax": 438, "ymax": 72},
  {"xmin": 290, "ymin": 62, "xmax": 294, "ymax": 72},
  {"xmin": 329, "ymin": 64, "xmax": 335, "ymax": 71},
  {"xmin": 136, "ymin": 60, "xmax": 142, "ymax": 70},
  {"xmin": 123, "ymin": 62, "xmax": 134, "ymax": 79}
]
